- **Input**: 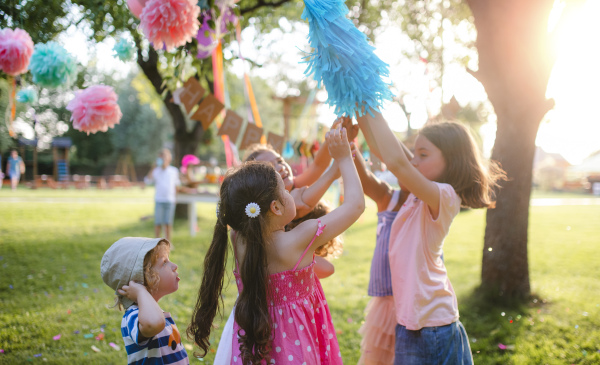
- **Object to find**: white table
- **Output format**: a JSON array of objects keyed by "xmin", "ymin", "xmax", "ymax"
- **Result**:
[{"xmin": 175, "ymin": 193, "xmax": 219, "ymax": 236}]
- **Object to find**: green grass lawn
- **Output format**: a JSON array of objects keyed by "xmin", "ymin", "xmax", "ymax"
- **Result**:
[{"xmin": 1, "ymin": 188, "xmax": 599, "ymax": 364}]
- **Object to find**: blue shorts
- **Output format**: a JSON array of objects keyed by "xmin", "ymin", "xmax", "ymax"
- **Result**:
[
  {"xmin": 395, "ymin": 321, "xmax": 473, "ymax": 365},
  {"xmin": 154, "ymin": 202, "xmax": 175, "ymax": 225}
]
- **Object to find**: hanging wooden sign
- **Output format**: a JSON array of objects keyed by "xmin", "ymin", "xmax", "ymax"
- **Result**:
[
  {"xmin": 240, "ymin": 123, "xmax": 264, "ymax": 150},
  {"xmin": 217, "ymin": 110, "xmax": 244, "ymax": 143},
  {"xmin": 267, "ymin": 132, "xmax": 284, "ymax": 154},
  {"xmin": 191, "ymin": 94, "xmax": 225, "ymax": 130}
]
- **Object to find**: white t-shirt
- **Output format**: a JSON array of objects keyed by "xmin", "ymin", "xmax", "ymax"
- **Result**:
[{"xmin": 147, "ymin": 166, "xmax": 181, "ymax": 203}]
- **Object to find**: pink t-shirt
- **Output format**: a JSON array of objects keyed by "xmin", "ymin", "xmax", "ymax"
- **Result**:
[{"xmin": 389, "ymin": 182, "xmax": 461, "ymax": 330}]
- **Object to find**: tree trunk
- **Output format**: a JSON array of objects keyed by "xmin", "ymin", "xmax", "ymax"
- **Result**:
[
  {"xmin": 136, "ymin": 46, "xmax": 205, "ymax": 167},
  {"xmin": 466, "ymin": 0, "xmax": 556, "ymax": 300}
]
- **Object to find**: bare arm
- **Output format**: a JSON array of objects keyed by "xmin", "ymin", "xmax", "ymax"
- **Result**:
[
  {"xmin": 294, "ymin": 161, "xmax": 340, "ymax": 219},
  {"xmin": 287, "ymin": 128, "xmax": 365, "ymax": 258},
  {"xmin": 118, "ymin": 281, "xmax": 165, "ymax": 339},
  {"xmin": 314, "ymin": 256, "xmax": 335, "ymax": 279},
  {"xmin": 352, "ymin": 144, "xmax": 393, "ymax": 212},
  {"xmin": 356, "ymin": 109, "xmax": 440, "ymax": 216},
  {"xmin": 293, "ymin": 139, "xmax": 332, "ymax": 188}
]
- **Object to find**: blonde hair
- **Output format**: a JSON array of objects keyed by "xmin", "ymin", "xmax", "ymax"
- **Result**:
[
  {"xmin": 143, "ymin": 240, "xmax": 171, "ymax": 294},
  {"xmin": 419, "ymin": 122, "xmax": 506, "ymax": 209},
  {"xmin": 286, "ymin": 201, "xmax": 343, "ymax": 259}
]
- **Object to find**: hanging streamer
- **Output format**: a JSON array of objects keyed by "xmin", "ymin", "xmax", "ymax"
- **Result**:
[
  {"xmin": 5, "ymin": 77, "xmax": 16, "ymax": 137},
  {"xmin": 212, "ymin": 40, "xmax": 236, "ymax": 168},
  {"xmin": 236, "ymin": 23, "xmax": 267, "ymax": 144}
]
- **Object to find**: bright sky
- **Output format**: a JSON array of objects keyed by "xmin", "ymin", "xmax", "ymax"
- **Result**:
[{"xmin": 51, "ymin": 0, "xmax": 599, "ymax": 165}]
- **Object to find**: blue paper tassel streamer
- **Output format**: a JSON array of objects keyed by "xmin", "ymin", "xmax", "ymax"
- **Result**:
[
  {"xmin": 16, "ymin": 89, "xmax": 38, "ymax": 104},
  {"xmin": 113, "ymin": 37, "xmax": 136, "ymax": 62},
  {"xmin": 29, "ymin": 42, "xmax": 77, "ymax": 88},
  {"xmin": 302, "ymin": 0, "xmax": 394, "ymax": 117}
]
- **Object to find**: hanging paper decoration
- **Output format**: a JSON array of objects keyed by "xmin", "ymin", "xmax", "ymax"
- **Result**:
[
  {"xmin": 0, "ymin": 28, "xmax": 34, "ymax": 76},
  {"xmin": 67, "ymin": 85, "xmax": 122, "ymax": 134},
  {"xmin": 113, "ymin": 37, "xmax": 136, "ymax": 61},
  {"xmin": 196, "ymin": 14, "xmax": 217, "ymax": 59},
  {"xmin": 302, "ymin": 0, "xmax": 394, "ymax": 117},
  {"xmin": 140, "ymin": 0, "xmax": 200, "ymax": 51},
  {"xmin": 29, "ymin": 42, "xmax": 77, "ymax": 88},
  {"xmin": 196, "ymin": 7, "xmax": 237, "ymax": 60},
  {"xmin": 127, "ymin": 0, "xmax": 148, "ymax": 18},
  {"xmin": 16, "ymin": 88, "xmax": 38, "ymax": 104}
]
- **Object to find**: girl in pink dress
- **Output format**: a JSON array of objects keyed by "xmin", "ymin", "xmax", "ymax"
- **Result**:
[{"xmin": 189, "ymin": 127, "xmax": 365, "ymax": 364}]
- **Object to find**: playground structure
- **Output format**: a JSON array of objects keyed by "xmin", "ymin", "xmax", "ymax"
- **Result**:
[{"xmin": 52, "ymin": 137, "xmax": 71, "ymax": 183}]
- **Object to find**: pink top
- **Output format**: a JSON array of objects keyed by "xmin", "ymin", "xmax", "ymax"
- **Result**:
[
  {"xmin": 389, "ymin": 182, "xmax": 461, "ymax": 330},
  {"xmin": 230, "ymin": 221, "xmax": 343, "ymax": 364}
]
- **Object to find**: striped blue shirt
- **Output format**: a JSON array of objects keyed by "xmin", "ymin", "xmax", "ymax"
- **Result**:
[
  {"xmin": 368, "ymin": 190, "xmax": 400, "ymax": 296},
  {"xmin": 121, "ymin": 305, "xmax": 189, "ymax": 365}
]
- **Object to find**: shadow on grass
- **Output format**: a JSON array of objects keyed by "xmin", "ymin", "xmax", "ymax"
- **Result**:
[{"xmin": 460, "ymin": 287, "xmax": 548, "ymax": 365}]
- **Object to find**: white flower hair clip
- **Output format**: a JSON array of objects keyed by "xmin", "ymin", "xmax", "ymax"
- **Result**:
[
  {"xmin": 216, "ymin": 201, "xmax": 220, "ymax": 218},
  {"xmin": 245, "ymin": 202, "xmax": 260, "ymax": 218}
]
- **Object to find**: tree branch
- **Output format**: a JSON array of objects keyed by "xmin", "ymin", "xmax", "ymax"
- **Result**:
[{"xmin": 240, "ymin": 0, "xmax": 294, "ymax": 15}]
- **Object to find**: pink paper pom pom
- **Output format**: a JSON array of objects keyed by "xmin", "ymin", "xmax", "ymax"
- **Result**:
[
  {"xmin": 140, "ymin": 0, "xmax": 200, "ymax": 51},
  {"xmin": 67, "ymin": 85, "xmax": 122, "ymax": 134},
  {"xmin": 0, "ymin": 28, "xmax": 34, "ymax": 76},
  {"xmin": 127, "ymin": 0, "xmax": 148, "ymax": 18}
]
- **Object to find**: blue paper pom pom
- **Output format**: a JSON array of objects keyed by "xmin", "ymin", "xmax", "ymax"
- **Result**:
[
  {"xmin": 29, "ymin": 42, "xmax": 77, "ymax": 88},
  {"xmin": 16, "ymin": 89, "xmax": 38, "ymax": 104},
  {"xmin": 113, "ymin": 37, "xmax": 136, "ymax": 62},
  {"xmin": 302, "ymin": 0, "xmax": 394, "ymax": 117}
]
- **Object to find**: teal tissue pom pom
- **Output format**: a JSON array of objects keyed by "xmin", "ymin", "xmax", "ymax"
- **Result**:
[
  {"xmin": 16, "ymin": 89, "xmax": 38, "ymax": 104},
  {"xmin": 302, "ymin": 0, "xmax": 394, "ymax": 117},
  {"xmin": 113, "ymin": 37, "xmax": 136, "ymax": 61},
  {"xmin": 29, "ymin": 42, "xmax": 77, "ymax": 88}
]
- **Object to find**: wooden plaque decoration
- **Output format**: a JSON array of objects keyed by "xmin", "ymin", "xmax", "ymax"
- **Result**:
[
  {"xmin": 217, "ymin": 110, "xmax": 244, "ymax": 143},
  {"xmin": 267, "ymin": 132, "xmax": 284, "ymax": 154},
  {"xmin": 179, "ymin": 78, "xmax": 206, "ymax": 114},
  {"xmin": 191, "ymin": 94, "xmax": 225, "ymax": 130},
  {"xmin": 240, "ymin": 123, "xmax": 264, "ymax": 150}
]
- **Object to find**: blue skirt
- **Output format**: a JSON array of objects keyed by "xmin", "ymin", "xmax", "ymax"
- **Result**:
[{"xmin": 395, "ymin": 321, "xmax": 473, "ymax": 365}]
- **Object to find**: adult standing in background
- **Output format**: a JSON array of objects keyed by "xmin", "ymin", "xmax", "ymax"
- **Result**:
[
  {"xmin": 7, "ymin": 149, "xmax": 25, "ymax": 191},
  {"xmin": 144, "ymin": 148, "xmax": 181, "ymax": 242}
]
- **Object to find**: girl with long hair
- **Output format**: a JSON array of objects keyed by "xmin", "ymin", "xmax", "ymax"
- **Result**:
[{"xmin": 188, "ymin": 128, "xmax": 364, "ymax": 364}]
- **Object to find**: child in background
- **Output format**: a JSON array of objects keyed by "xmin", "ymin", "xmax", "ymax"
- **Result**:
[
  {"xmin": 188, "ymin": 128, "xmax": 364, "ymax": 364},
  {"xmin": 350, "ymin": 141, "xmax": 409, "ymax": 365},
  {"xmin": 244, "ymin": 118, "xmax": 359, "ymax": 219},
  {"xmin": 356, "ymin": 110, "xmax": 505, "ymax": 364},
  {"xmin": 7, "ymin": 149, "xmax": 25, "ymax": 191},
  {"xmin": 101, "ymin": 237, "xmax": 188, "ymax": 365},
  {"xmin": 145, "ymin": 149, "xmax": 181, "ymax": 242}
]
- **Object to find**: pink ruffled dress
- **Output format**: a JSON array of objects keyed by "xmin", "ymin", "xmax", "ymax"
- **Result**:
[{"xmin": 230, "ymin": 221, "xmax": 342, "ymax": 364}]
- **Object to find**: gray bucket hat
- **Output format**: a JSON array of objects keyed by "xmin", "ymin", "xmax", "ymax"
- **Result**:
[{"xmin": 101, "ymin": 237, "xmax": 170, "ymax": 309}]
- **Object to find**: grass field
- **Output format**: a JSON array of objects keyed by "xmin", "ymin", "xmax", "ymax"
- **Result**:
[{"xmin": 1, "ymin": 188, "xmax": 599, "ymax": 364}]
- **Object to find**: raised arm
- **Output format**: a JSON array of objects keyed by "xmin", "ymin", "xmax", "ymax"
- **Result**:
[
  {"xmin": 293, "ymin": 138, "xmax": 332, "ymax": 188},
  {"xmin": 288, "ymin": 127, "xmax": 365, "ymax": 253},
  {"xmin": 356, "ymin": 108, "xmax": 440, "ymax": 215},
  {"xmin": 351, "ymin": 143, "xmax": 393, "ymax": 212},
  {"xmin": 293, "ymin": 161, "xmax": 340, "ymax": 219}
]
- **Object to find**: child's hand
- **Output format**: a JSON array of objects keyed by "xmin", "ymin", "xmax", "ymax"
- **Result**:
[
  {"xmin": 341, "ymin": 117, "xmax": 359, "ymax": 142},
  {"xmin": 326, "ymin": 127, "xmax": 351, "ymax": 161},
  {"xmin": 118, "ymin": 281, "xmax": 148, "ymax": 303}
]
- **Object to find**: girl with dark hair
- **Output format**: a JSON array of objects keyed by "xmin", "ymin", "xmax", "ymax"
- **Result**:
[
  {"xmin": 356, "ymin": 109, "xmax": 505, "ymax": 364},
  {"xmin": 188, "ymin": 128, "xmax": 364, "ymax": 365}
]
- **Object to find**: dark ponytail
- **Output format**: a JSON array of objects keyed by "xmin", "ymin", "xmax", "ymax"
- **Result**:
[
  {"xmin": 188, "ymin": 162, "xmax": 282, "ymax": 364},
  {"xmin": 187, "ymin": 178, "xmax": 231, "ymax": 357}
]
